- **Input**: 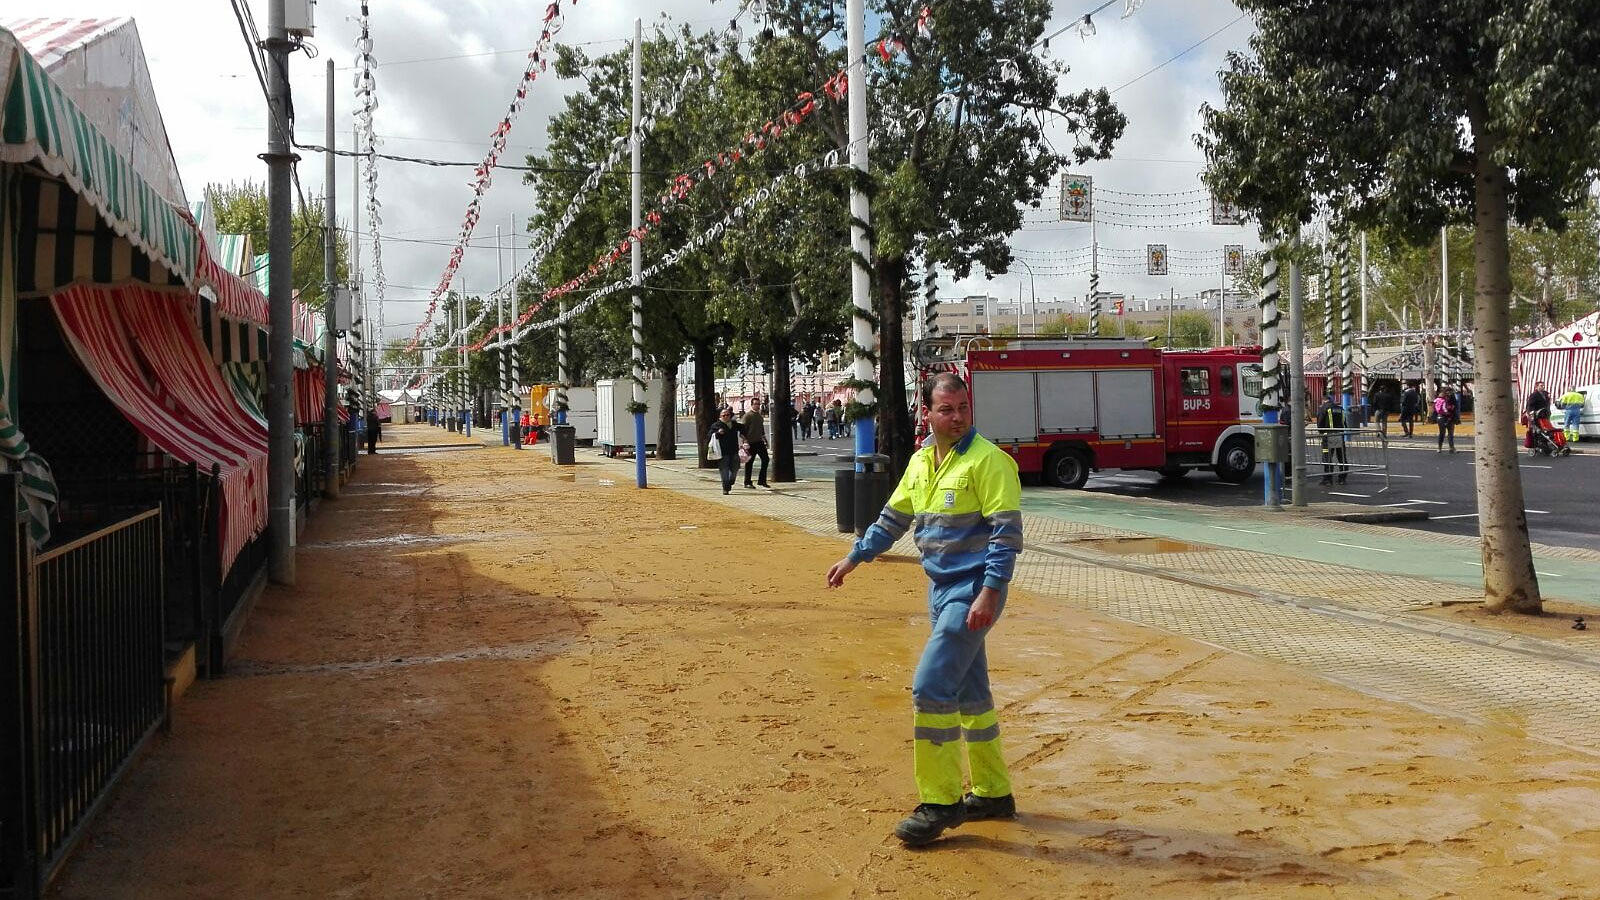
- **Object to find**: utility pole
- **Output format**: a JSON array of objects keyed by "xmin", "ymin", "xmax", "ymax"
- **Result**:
[
  {"xmin": 630, "ymin": 19, "xmax": 647, "ymax": 488},
  {"xmin": 497, "ymin": 225, "xmax": 508, "ymax": 446},
  {"xmin": 1289, "ymin": 231, "xmax": 1307, "ymax": 507},
  {"xmin": 322, "ymin": 58, "xmax": 340, "ymax": 498},
  {"xmin": 352, "ymin": 128, "xmax": 364, "ymax": 418},
  {"xmin": 1440, "ymin": 225, "xmax": 1449, "ymax": 332},
  {"xmin": 510, "ymin": 214, "xmax": 522, "ymax": 449},
  {"xmin": 264, "ymin": 0, "xmax": 296, "ymax": 584},
  {"xmin": 846, "ymin": 0, "xmax": 876, "ymax": 465}
]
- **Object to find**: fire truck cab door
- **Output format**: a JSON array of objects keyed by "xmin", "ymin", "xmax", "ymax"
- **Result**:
[{"xmin": 1174, "ymin": 364, "xmax": 1221, "ymax": 451}]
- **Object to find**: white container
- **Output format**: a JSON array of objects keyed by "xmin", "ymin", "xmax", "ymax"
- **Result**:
[
  {"xmin": 596, "ymin": 378, "xmax": 664, "ymax": 455},
  {"xmin": 564, "ymin": 386, "xmax": 598, "ymax": 443}
]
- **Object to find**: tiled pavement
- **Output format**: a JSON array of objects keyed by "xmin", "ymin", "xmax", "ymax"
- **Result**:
[{"xmin": 568, "ymin": 448, "xmax": 1600, "ymax": 757}]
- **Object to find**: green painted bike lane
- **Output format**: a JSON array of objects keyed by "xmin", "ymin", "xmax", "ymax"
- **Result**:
[{"xmin": 1021, "ymin": 489, "xmax": 1600, "ymax": 608}]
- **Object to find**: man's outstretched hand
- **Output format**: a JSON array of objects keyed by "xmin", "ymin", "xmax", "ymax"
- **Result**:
[{"xmin": 826, "ymin": 557, "xmax": 858, "ymax": 588}]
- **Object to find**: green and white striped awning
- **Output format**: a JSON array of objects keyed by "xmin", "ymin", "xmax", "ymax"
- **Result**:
[{"xmin": 0, "ymin": 26, "xmax": 197, "ymax": 287}]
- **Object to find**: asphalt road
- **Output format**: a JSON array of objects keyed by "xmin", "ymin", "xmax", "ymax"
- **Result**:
[{"xmin": 785, "ymin": 428, "xmax": 1600, "ymax": 552}]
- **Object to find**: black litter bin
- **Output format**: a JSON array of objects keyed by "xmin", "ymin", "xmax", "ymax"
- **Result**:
[
  {"xmin": 551, "ymin": 424, "xmax": 576, "ymax": 465},
  {"xmin": 834, "ymin": 454, "xmax": 856, "ymax": 533},
  {"xmin": 853, "ymin": 453, "xmax": 893, "ymax": 538}
]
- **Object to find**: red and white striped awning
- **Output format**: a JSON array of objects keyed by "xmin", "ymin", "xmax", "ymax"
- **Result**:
[{"xmin": 50, "ymin": 284, "xmax": 267, "ymax": 575}]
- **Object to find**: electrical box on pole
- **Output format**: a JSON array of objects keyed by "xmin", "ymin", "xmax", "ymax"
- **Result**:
[
  {"xmin": 284, "ymin": 0, "xmax": 316, "ymax": 36},
  {"xmin": 334, "ymin": 285, "xmax": 355, "ymax": 332}
]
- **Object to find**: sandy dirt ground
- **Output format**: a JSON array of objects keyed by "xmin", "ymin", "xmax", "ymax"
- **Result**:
[{"xmin": 49, "ymin": 426, "xmax": 1600, "ymax": 898}]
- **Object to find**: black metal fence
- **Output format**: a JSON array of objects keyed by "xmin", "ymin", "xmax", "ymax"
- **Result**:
[
  {"xmin": 49, "ymin": 459, "xmax": 219, "ymax": 675},
  {"xmin": 2, "ymin": 474, "xmax": 168, "ymax": 898}
]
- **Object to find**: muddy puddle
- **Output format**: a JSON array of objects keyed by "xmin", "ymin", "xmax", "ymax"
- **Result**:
[{"xmin": 1071, "ymin": 536, "xmax": 1204, "ymax": 555}]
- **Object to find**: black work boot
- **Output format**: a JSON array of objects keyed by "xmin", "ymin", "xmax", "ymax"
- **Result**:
[
  {"xmin": 962, "ymin": 792, "xmax": 1017, "ymax": 821},
  {"xmin": 894, "ymin": 802, "xmax": 966, "ymax": 846}
]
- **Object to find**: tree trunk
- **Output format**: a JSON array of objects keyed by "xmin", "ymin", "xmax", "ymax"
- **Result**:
[
  {"xmin": 656, "ymin": 357, "xmax": 679, "ymax": 460},
  {"xmin": 771, "ymin": 342, "xmax": 796, "ymax": 482},
  {"xmin": 875, "ymin": 254, "xmax": 915, "ymax": 474},
  {"xmin": 1472, "ymin": 145, "xmax": 1542, "ymax": 614},
  {"xmin": 693, "ymin": 337, "xmax": 717, "ymax": 468}
]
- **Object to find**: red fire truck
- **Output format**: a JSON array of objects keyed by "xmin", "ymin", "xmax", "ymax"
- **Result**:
[{"xmin": 914, "ymin": 335, "xmax": 1264, "ymax": 489}]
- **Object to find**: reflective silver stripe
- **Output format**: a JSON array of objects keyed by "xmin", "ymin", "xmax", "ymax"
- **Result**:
[
  {"xmin": 915, "ymin": 698, "xmax": 960, "ymax": 714},
  {"xmin": 988, "ymin": 510, "xmax": 1022, "ymax": 532},
  {"xmin": 881, "ymin": 506, "xmax": 913, "ymax": 529},
  {"xmin": 962, "ymin": 724, "xmax": 1001, "ymax": 743},
  {"xmin": 914, "ymin": 511, "xmax": 984, "ymax": 530},
  {"xmin": 918, "ymin": 531, "xmax": 992, "ymax": 556},
  {"xmin": 959, "ymin": 703, "xmax": 995, "ymax": 717},
  {"xmin": 914, "ymin": 725, "xmax": 963, "ymax": 745}
]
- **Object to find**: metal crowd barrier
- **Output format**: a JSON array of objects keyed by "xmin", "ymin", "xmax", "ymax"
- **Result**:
[{"xmin": 1305, "ymin": 426, "xmax": 1390, "ymax": 492}]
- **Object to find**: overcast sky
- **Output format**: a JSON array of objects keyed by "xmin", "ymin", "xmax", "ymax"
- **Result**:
[{"xmin": 42, "ymin": 0, "xmax": 1256, "ymax": 340}]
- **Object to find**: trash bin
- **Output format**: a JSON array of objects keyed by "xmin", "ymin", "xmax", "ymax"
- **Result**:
[
  {"xmin": 550, "ymin": 424, "xmax": 576, "ymax": 465},
  {"xmin": 853, "ymin": 453, "xmax": 893, "ymax": 538},
  {"xmin": 832, "ymin": 454, "xmax": 856, "ymax": 533}
]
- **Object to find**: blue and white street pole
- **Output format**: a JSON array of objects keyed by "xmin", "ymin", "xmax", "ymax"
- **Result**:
[
  {"xmin": 1259, "ymin": 247, "xmax": 1282, "ymax": 507},
  {"xmin": 847, "ymin": 0, "xmax": 876, "ymax": 469},
  {"xmin": 630, "ymin": 18, "xmax": 648, "ymax": 488}
]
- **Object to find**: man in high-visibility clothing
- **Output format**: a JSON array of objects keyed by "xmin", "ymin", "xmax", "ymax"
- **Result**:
[
  {"xmin": 1558, "ymin": 388, "xmax": 1587, "ymax": 444},
  {"xmin": 826, "ymin": 372, "xmax": 1022, "ymax": 846}
]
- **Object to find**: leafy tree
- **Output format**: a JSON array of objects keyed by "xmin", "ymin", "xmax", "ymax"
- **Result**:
[
  {"xmin": 204, "ymin": 180, "xmax": 350, "ymax": 309},
  {"xmin": 528, "ymin": 31, "xmax": 749, "ymax": 464},
  {"xmin": 1167, "ymin": 312, "xmax": 1214, "ymax": 349},
  {"xmin": 767, "ymin": 0, "xmax": 1124, "ymax": 470},
  {"xmin": 1198, "ymin": 1, "xmax": 1600, "ymax": 613}
]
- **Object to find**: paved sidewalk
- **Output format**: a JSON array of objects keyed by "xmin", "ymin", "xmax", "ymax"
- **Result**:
[{"xmin": 606, "ymin": 450, "xmax": 1600, "ymax": 758}]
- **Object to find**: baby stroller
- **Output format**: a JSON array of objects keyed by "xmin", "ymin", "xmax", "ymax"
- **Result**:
[{"xmin": 1526, "ymin": 414, "xmax": 1571, "ymax": 456}]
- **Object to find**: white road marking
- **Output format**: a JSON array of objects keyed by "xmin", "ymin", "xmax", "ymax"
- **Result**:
[
  {"xmin": 1327, "ymin": 491, "xmax": 1372, "ymax": 498},
  {"xmin": 1462, "ymin": 560, "xmax": 1563, "ymax": 578},
  {"xmin": 1353, "ymin": 472, "xmax": 1423, "ymax": 478},
  {"xmin": 1381, "ymin": 499, "xmax": 1448, "ymax": 507},
  {"xmin": 1432, "ymin": 513, "xmax": 1479, "ymax": 520},
  {"xmin": 1525, "ymin": 509, "xmax": 1550, "ymax": 514},
  {"xmin": 1522, "ymin": 464, "xmax": 1554, "ymax": 469},
  {"xmin": 1207, "ymin": 524, "xmax": 1268, "ymax": 535},
  {"xmin": 1318, "ymin": 540, "xmax": 1394, "ymax": 553}
]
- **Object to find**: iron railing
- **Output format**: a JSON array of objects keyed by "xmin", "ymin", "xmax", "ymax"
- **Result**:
[
  {"xmin": 2, "ymin": 475, "xmax": 167, "ymax": 898},
  {"xmin": 1305, "ymin": 427, "xmax": 1391, "ymax": 492}
]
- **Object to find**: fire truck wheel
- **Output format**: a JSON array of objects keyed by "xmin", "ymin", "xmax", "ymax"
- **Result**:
[
  {"xmin": 1213, "ymin": 437, "xmax": 1255, "ymax": 483},
  {"xmin": 1157, "ymin": 465, "xmax": 1189, "ymax": 480},
  {"xmin": 1044, "ymin": 447, "xmax": 1091, "ymax": 490}
]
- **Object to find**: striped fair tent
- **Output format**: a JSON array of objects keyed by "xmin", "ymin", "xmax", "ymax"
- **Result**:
[
  {"xmin": 52, "ymin": 284, "xmax": 267, "ymax": 575},
  {"xmin": 1516, "ymin": 313, "xmax": 1600, "ymax": 398},
  {"xmin": 1, "ymin": 24, "xmax": 272, "ymax": 546}
]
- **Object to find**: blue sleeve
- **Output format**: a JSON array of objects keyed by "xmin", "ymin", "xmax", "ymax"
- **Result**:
[
  {"xmin": 847, "ymin": 472, "xmax": 916, "ymax": 564},
  {"xmin": 976, "ymin": 454, "xmax": 1023, "ymax": 590}
]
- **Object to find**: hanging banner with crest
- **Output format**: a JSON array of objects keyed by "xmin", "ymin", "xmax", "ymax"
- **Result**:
[
  {"xmin": 1147, "ymin": 244, "xmax": 1168, "ymax": 275},
  {"xmin": 1060, "ymin": 173, "xmax": 1093, "ymax": 222}
]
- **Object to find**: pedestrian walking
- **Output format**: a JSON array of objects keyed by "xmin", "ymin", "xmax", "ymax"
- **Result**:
[
  {"xmin": 799, "ymin": 400, "xmax": 814, "ymax": 440},
  {"xmin": 1371, "ymin": 384, "xmax": 1393, "ymax": 435},
  {"xmin": 708, "ymin": 407, "xmax": 742, "ymax": 494},
  {"xmin": 1399, "ymin": 383, "xmax": 1420, "ymax": 438},
  {"xmin": 826, "ymin": 401, "xmax": 842, "ymax": 440},
  {"xmin": 365, "ymin": 408, "xmax": 382, "ymax": 455},
  {"xmin": 1315, "ymin": 396, "xmax": 1348, "ymax": 484},
  {"xmin": 825, "ymin": 372, "xmax": 1022, "ymax": 847},
  {"xmin": 741, "ymin": 403, "xmax": 770, "ymax": 487},
  {"xmin": 1434, "ymin": 389, "xmax": 1459, "ymax": 452},
  {"xmin": 1559, "ymin": 387, "xmax": 1587, "ymax": 444},
  {"xmin": 792, "ymin": 399, "xmax": 804, "ymax": 440}
]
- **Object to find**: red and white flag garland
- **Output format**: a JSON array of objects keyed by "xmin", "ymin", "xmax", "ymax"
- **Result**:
[
  {"xmin": 470, "ymin": 5, "xmax": 936, "ymax": 351},
  {"xmin": 408, "ymin": 0, "xmax": 578, "ymax": 350}
]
